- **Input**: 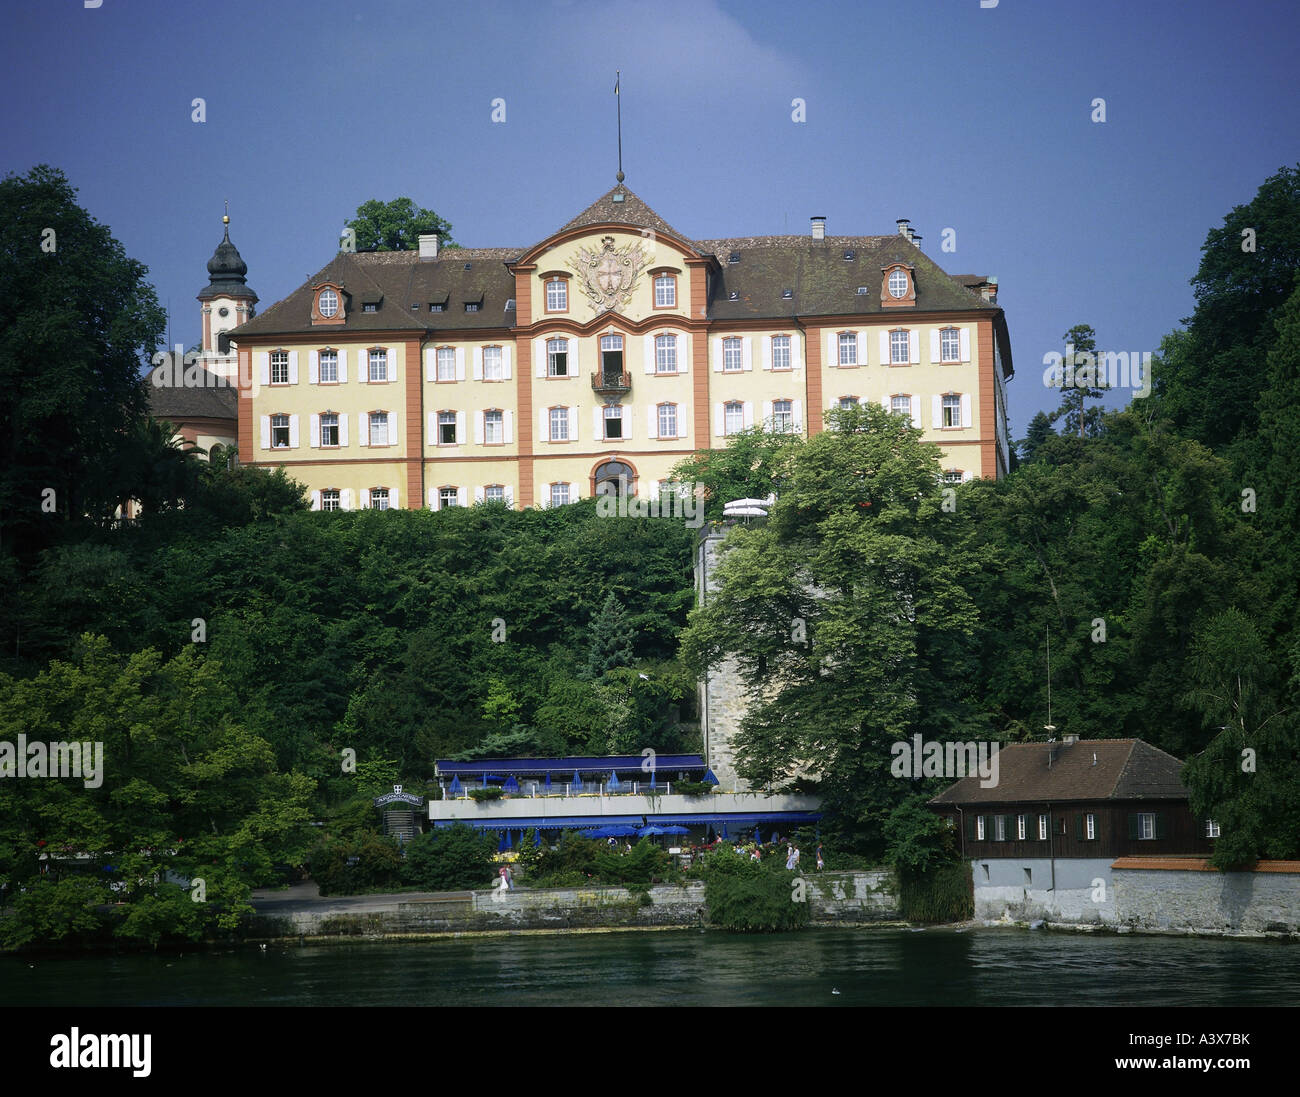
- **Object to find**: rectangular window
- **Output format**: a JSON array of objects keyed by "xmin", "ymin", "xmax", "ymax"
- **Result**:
[
  {"xmin": 942, "ymin": 394, "xmax": 961, "ymax": 428},
  {"xmin": 369, "ymin": 412, "xmax": 389, "ymax": 446},
  {"xmin": 724, "ymin": 402, "xmax": 744, "ymax": 436},
  {"xmin": 465, "ymin": 302, "xmax": 480, "ymax": 313},
  {"xmin": 976, "ymin": 816, "xmax": 986, "ymax": 841},
  {"xmin": 370, "ymin": 488, "xmax": 389, "ymax": 511},
  {"xmin": 772, "ymin": 399, "xmax": 793, "ymax": 433},
  {"xmin": 320, "ymin": 413, "xmax": 339, "ymax": 447},
  {"xmin": 1086, "ymin": 813, "xmax": 1096, "ymax": 841},
  {"xmin": 550, "ymin": 407, "xmax": 569, "ymax": 441},
  {"xmin": 550, "ymin": 483, "xmax": 570, "ymax": 507},
  {"xmin": 655, "ymin": 333, "xmax": 677, "ymax": 373},
  {"xmin": 838, "ymin": 332, "xmax": 857, "ymax": 366},
  {"xmin": 839, "ymin": 396, "xmax": 859, "ymax": 410},
  {"xmin": 654, "ymin": 275, "xmax": 676, "ymax": 308},
  {"xmin": 1017, "ymin": 815, "xmax": 1027, "ymax": 841},
  {"xmin": 772, "ymin": 335, "xmax": 791, "ymax": 370},
  {"xmin": 600, "ymin": 334, "xmax": 623, "ymax": 380},
  {"xmin": 1024, "ymin": 867, "xmax": 1032, "ymax": 884},
  {"xmin": 369, "ymin": 349, "xmax": 388, "ymax": 383},
  {"xmin": 890, "ymin": 330, "xmax": 910, "ymax": 364},
  {"xmin": 941, "ymin": 327, "xmax": 961, "ymax": 362},
  {"xmin": 993, "ymin": 815, "xmax": 1006, "ymax": 842},
  {"xmin": 1206, "ymin": 819, "xmax": 1221, "ymax": 838},
  {"xmin": 321, "ymin": 489, "xmax": 340, "ymax": 512},
  {"xmin": 271, "ymin": 413, "xmax": 289, "ymax": 448},
  {"xmin": 723, "ymin": 337, "xmax": 743, "ymax": 372},
  {"xmin": 943, "ymin": 470, "xmax": 963, "ymax": 484},
  {"xmin": 437, "ymin": 347, "xmax": 455, "ymax": 382},
  {"xmin": 485, "ymin": 485, "xmax": 505, "ymax": 503},
  {"xmin": 438, "ymin": 411, "xmax": 456, "ymax": 445},
  {"xmin": 1038, "ymin": 814, "xmax": 1049, "ymax": 840},
  {"xmin": 319, "ymin": 351, "xmax": 338, "ymax": 384},
  {"xmin": 270, "ymin": 352, "xmax": 289, "ymax": 385},
  {"xmin": 430, "ymin": 302, "xmax": 444, "ymax": 313},
  {"xmin": 484, "ymin": 410, "xmax": 503, "ymax": 445},
  {"xmin": 658, "ymin": 403, "xmax": 677, "ymax": 439},
  {"xmin": 891, "ymin": 395, "xmax": 911, "ymax": 424},
  {"xmin": 547, "ymin": 338, "xmax": 569, "ymax": 377},
  {"xmin": 483, "ymin": 346, "xmax": 503, "ymax": 381},
  {"xmin": 1139, "ymin": 813, "xmax": 1155, "ymax": 840},
  {"xmin": 546, "ymin": 279, "xmax": 567, "ymax": 311},
  {"xmin": 603, "ymin": 406, "xmax": 623, "ymax": 440},
  {"xmin": 439, "ymin": 487, "xmax": 458, "ymax": 509}
]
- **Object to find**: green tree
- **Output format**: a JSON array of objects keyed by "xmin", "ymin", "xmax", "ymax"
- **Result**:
[
  {"xmin": 669, "ymin": 426, "xmax": 799, "ymax": 521},
  {"xmin": 346, "ymin": 198, "xmax": 455, "ymax": 252},
  {"xmin": 584, "ymin": 592, "xmax": 635, "ymax": 680},
  {"xmin": 1048, "ymin": 324, "xmax": 1107, "ymax": 438},
  {"xmin": 0, "ymin": 165, "xmax": 166, "ymax": 554},
  {"xmin": 1017, "ymin": 411, "xmax": 1056, "ymax": 463},
  {"xmin": 401, "ymin": 824, "xmax": 497, "ymax": 891}
]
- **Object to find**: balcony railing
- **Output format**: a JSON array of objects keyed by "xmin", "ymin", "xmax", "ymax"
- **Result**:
[{"xmin": 591, "ymin": 371, "xmax": 632, "ymax": 397}]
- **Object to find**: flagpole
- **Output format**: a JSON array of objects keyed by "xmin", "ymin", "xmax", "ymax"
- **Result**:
[{"xmin": 615, "ymin": 71, "xmax": 624, "ymax": 184}]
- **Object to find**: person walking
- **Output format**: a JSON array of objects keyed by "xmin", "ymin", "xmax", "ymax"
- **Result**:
[
  {"xmin": 792, "ymin": 846, "xmax": 801, "ymax": 871},
  {"xmin": 785, "ymin": 845, "xmax": 796, "ymax": 871},
  {"xmin": 816, "ymin": 843, "xmax": 825, "ymax": 871}
]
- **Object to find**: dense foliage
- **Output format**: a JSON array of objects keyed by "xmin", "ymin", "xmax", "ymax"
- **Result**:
[{"xmin": 701, "ymin": 846, "xmax": 811, "ymax": 933}]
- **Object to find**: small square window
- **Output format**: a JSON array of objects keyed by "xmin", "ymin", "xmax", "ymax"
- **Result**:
[
  {"xmin": 321, "ymin": 489, "xmax": 340, "ymax": 512},
  {"xmin": 781, "ymin": 289, "xmax": 793, "ymax": 300},
  {"xmin": 728, "ymin": 252, "xmax": 741, "ymax": 264},
  {"xmin": 430, "ymin": 302, "xmax": 444, "ymax": 312},
  {"xmin": 363, "ymin": 303, "xmax": 377, "ymax": 313},
  {"xmin": 465, "ymin": 302, "xmax": 480, "ymax": 312}
]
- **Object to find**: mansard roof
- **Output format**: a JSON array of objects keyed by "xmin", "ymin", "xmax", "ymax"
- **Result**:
[{"xmin": 928, "ymin": 739, "xmax": 1191, "ymax": 806}]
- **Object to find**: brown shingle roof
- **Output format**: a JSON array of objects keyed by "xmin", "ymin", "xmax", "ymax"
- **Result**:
[
  {"xmin": 928, "ymin": 739, "xmax": 1190, "ymax": 805},
  {"xmin": 146, "ymin": 362, "xmax": 236, "ymax": 421},
  {"xmin": 556, "ymin": 186, "xmax": 685, "ymax": 240}
]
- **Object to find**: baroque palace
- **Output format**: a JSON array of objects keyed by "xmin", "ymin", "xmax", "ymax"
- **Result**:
[{"xmin": 225, "ymin": 184, "xmax": 1014, "ymax": 510}]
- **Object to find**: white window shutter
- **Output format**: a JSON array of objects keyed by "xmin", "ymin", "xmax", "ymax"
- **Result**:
[
  {"xmin": 713, "ymin": 337, "xmax": 723, "ymax": 373},
  {"xmin": 857, "ymin": 330, "xmax": 868, "ymax": 364},
  {"xmin": 359, "ymin": 351, "xmax": 369, "ymax": 384},
  {"xmin": 909, "ymin": 330, "xmax": 920, "ymax": 365},
  {"xmin": 288, "ymin": 415, "xmax": 300, "ymax": 448},
  {"xmin": 504, "ymin": 485, "xmax": 514, "ymax": 507},
  {"xmin": 389, "ymin": 410, "xmax": 399, "ymax": 446},
  {"xmin": 962, "ymin": 470, "xmax": 974, "ymax": 483},
  {"xmin": 568, "ymin": 337, "xmax": 579, "ymax": 373},
  {"xmin": 310, "ymin": 490, "xmax": 320, "ymax": 511},
  {"xmin": 310, "ymin": 413, "xmax": 320, "ymax": 448},
  {"xmin": 455, "ymin": 410, "xmax": 465, "ymax": 444},
  {"xmin": 647, "ymin": 405, "xmax": 658, "ymax": 439},
  {"xmin": 790, "ymin": 332, "xmax": 801, "ymax": 369},
  {"xmin": 475, "ymin": 486, "xmax": 485, "ymax": 504},
  {"xmin": 428, "ymin": 487, "xmax": 438, "ymax": 510},
  {"xmin": 474, "ymin": 412, "xmax": 484, "ymax": 445},
  {"xmin": 457, "ymin": 486, "xmax": 467, "ymax": 507},
  {"xmin": 337, "ymin": 348, "xmax": 348, "ymax": 383},
  {"xmin": 455, "ymin": 347, "xmax": 466, "ymax": 382},
  {"xmin": 427, "ymin": 412, "xmax": 436, "ymax": 446},
  {"xmin": 643, "ymin": 334, "xmax": 655, "ymax": 375},
  {"xmin": 879, "ymin": 331, "xmax": 890, "ymax": 364},
  {"xmin": 678, "ymin": 409, "xmax": 687, "ymax": 439},
  {"xmin": 793, "ymin": 399, "xmax": 803, "ymax": 432},
  {"xmin": 535, "ymin": 339, "xmax": 547, "ymax": 378},
  {"xmin": 910, "ymin": 395, "xmax": 920, "ymax": 425},
  {"xmin": 761, "ymin": 338, "xmax": 772, "ymax": 371},
  {"xmin": 361, "ymin": 488, "xmax": 371, "ymax": 510},
  {"xmin": 827, "ymin": 331, "xmax": 838, "ymax": 366},
  {"xmin": 677, "ymin": 334, "xmax": 688, "ymax": 374},
  {"xmin": 424, "ymin": 348, "xmax": 435, "ymax": 382},
  {"xmin": 389, "ymin": 347, "xmax": 399, "ymax": 378},
  {"xmin": 647, "ymin": 480, "xmax": 659, "ymax": 498},
  {"xmin": 568, "ymin": 406, "xmax": 579, "ymax": 440},
  {"xmin": 593, "ymin": 408, "xmax": 603, "ymax": 439},
  {"xmin": 930, "ymin": 330, "xmax": 941, "ymax": 363},
  {"xmin": 741, "ymin": 339, "xmax": 752, "ymax": 372},
  {"xmin": 960, "ymin": 328, "xmax": 971, "ymax": 362},
  {"xmin": 932, "ymin": 395, "xmax": 942, "ymax": 426},
  {"xmin": 473, "ymin": 347, "xmax": 483, "ymax": 381},
  {"xmin": 309, "ymin": 351, "xmax": 319, "ymax": 385},
  {"xmin": 882, "ymin": 395, "xmax": 891, "ymax": 412},
  {"xmin": 339, "ymin": 414, "xmax": 348, "ymax": 447},
  {"xmin": 260, "ymin": 415, "xmax": 270, "ymax": 450},
  {"xmin": 258, "ymin": 353, "xmax": 270, "ymax": 387},
  {"xmin": 621, "ymin": 404, "xmax": 631, "ymax": 439},
  {"xmin": 502, "ymin": 410, "xmax": 513, "ymax": 444},
  {"xmin": 961, "ymin": 393, "xmax": 972, "ymax": 428},
  {"xmin": 502, "ymin": 345, "xmax": 512, "ymax": 380},
  {"xmin": 714, "ymin": 404, "xmax": 724, "ymax": 437},
  {"xmin": 743, "ymin": 401, "xmax": 754, "ymax": 429},
  {"xmin": 359, "ymin": 413, "xmax": 369, "ymax": 447},
  {"xmin": 390, "ymin": 486, "xmax": 400, "ymax": 510},
  {"xmin": 762, "ymin": 400, "xmax": 772, "ymax": 426},
  {"xmin": 539, "ymin": 407, "xmax": 549, "ymax": 442}
]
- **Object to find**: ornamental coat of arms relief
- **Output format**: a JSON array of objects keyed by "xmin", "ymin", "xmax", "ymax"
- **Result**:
[{"xmin": 571, "ymin": 235, "xmax": 646, "ymax": 314}]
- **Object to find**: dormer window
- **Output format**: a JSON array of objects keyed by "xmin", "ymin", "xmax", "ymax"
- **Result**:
[
  {"xmin": 465, "ymin": 302, "xmax": 480, "ymax": 313},
  {"xmin": 843, "ymin": 249, "xmax": 856, "ymax": 261},
  {"xmin": 319, "ymin": 289, "xmax": 339, "ymax": 318},
  {"xmin": 881, "ymin": 263, "xmax": 917, "ymax": 308},
  {"xmin": 728, "ymin": 252, "xmax": 741, "ymax": 264},
  {"xmin": 430, "ymin": 302, "xmax": 444, "ymax": 312},
  {"xmin": 363, "ymin": 303, "xmax": 377, "ymax": 313},
  {"xmin": 888, "ymin": 270, "xmax": 908, "ymax": 298},
  {"xmin": 782, "ymin": 289, "xmax": 793, "ymax": 300}
]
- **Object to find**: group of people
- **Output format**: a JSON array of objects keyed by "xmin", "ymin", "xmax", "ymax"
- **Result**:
[{"xmin": 716, "ymin": 838, "xmax": 826, "ymax": 871}]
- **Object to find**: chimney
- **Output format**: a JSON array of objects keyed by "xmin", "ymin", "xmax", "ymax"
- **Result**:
[
  {"xmin": 986, "ymin": 276, "xmax": 998, "ymax": 304},
  {"xmin": 1063, "ymin": 734, "xmax": 1078, "ymax": 744},
  {"xmin": 418, "ymin": 234, "xmax": 440, "ymax": 260},
  {"xmin": 896, "ymin": 218, "xmax": 911, "ymax": 240},
  {"xmin": 810, "ymin": 216, "xmax": 826, "ymax": 241}
]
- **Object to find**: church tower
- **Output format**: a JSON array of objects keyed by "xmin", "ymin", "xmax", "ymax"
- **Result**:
[{"xmin": 196, "ymin": 212, "xmax": 257, "ymax": 381}]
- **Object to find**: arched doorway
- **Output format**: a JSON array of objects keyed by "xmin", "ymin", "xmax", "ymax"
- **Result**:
[{"xmin": 593, "ymin": 459, "xmax": 636, "ymax": 498}]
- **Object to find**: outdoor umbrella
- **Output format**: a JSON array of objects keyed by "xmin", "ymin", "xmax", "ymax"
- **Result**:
[
  {"xmin": 545, "ymin": 772, "xmax": 552, "ymax": 794},
  {"xmin": 449, "ymin": 775, "xmax": 463, "ymax": 797},
  {"xmin": 702, "ymin": 769, "xmax": 719, "ymax": 786},
  {"xmin": 503, "ymin": 775, "xmax": 520, "ymax": 794},
  {"xmin": 638, "ymin": 825, "xmax": 666, "ymax": 837},
  {"xmin": 498, "ymin": 832, "xmax": 507, "ymax": 852},
  {"xmin": 505, "ymin": 830, "xmax": 513, "ymax": 849},
  {"xmin": 659, "ymin": 826, "xmax": 690, "ymax": 835},
  {"xmin": 649, "ymin": 768, "xmax": 656, "ymax": 789},
  {"xmin": 534, "ymin": 828, "xmax": 542, "ymax": 848},
  {"xmin": 608, "ymin": 771, "xmax": 621, "ymax": 792},
  {"xmin": 754, "ymin": 828, "xmax": 762, "ymax": 845},
  {"xmin": 571, "ymin": 770, "xmax": 583, "ymax": 793}
]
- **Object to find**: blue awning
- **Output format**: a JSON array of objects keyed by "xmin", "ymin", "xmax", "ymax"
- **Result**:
[
  {"xmin": 435, "ymin": 754, "xmax": 706, "ymax": 777},
  {"xmin": 430, "ymin": 812, "xmax": 822, "ymax": 831}
]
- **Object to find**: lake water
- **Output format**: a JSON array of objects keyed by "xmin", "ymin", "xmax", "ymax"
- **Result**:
[{"xmin": 2, "ymin": 926, "xmax": 1297, "ymax": 1007}]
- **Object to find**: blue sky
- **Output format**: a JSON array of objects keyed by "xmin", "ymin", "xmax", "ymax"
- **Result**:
[{"xmin": 4, "ymin": 0, "xmax": 1298, "ymax": 437}]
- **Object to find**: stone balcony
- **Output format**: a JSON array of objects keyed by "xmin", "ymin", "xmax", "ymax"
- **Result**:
[{"xmin": 591, "ymin": 370, "xmax": 632, "ymax": 398}]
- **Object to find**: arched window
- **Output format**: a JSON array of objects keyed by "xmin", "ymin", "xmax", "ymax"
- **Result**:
[{"xmin": 594, "ymin": 460, "xmax": 635, "ymax": 498}]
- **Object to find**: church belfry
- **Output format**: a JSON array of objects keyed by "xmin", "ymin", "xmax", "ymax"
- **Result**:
[{"xmin": 197, "ymin": 211, "xmax": 257, "ymax": 372}]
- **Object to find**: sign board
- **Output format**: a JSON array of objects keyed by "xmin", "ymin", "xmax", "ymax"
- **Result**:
[{"xmin": 374, "ymin": 784, "xmax": 423, "ymax": 807}]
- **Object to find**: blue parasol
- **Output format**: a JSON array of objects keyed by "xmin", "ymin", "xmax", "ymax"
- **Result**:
[
  {"xmin": 498, "ymin": 831, "xmax": 507, "ymax": 852},
  {"xmin": 534, "ymin": 828, "xmax": 542, "ymax": 848},
  {"xmin": 503, "ymin": 775, "xmax": 520, "ymax": 794},
  {"xmin": 702, "ymin": 769, "xmax": 719, "ymax": 786},
  {"xmin": 608, "ymin": 771, "xmax": 621, "ymax": 792},
  {"xmin": 571, "ymin": 770, "xmax": 583, "ymax": 793},
  {"xmin": 545, "ymin": 772, "xmax": 552, "ymax": 793},
  {"xmin": 649, "ymin": 768, "xmax": 656, "ymax": 789},
  {"xmin": 449, "ymin": 775, "xmax": 463, "ymax": 797}
]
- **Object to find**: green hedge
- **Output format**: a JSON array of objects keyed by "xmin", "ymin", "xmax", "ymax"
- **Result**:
[
  {"xmin": 701, "ymin": 847, "xmax": 810, "ymax": 933},
  {"xmin": 898, "ymin": 860, "xmax": 973, "ymax": 923}
]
